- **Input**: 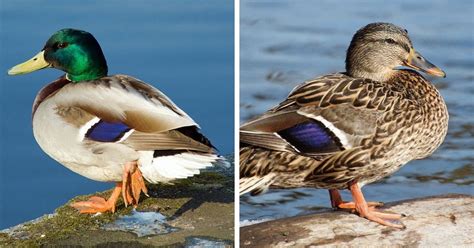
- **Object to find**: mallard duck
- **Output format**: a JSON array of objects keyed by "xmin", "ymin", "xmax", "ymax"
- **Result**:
[
  {"xmin": 239, "ymin": 22, "xmax": 448, "ymax": 228},
  {"xmin": 8, "ymin": 28, "xmax": 226, "ymax": 214}
]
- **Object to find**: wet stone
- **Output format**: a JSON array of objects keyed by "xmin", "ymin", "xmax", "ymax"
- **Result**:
[{"xmin": 102, "ymin": 210, "xmax": 177, "ymax": 237}]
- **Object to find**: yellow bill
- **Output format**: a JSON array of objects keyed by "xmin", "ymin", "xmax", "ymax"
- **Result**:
[{"xmin": 8, "ymin": 50, "xmax": 51, "ymax": 75}]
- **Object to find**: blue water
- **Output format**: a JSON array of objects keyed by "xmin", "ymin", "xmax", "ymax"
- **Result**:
[
  {"xmin": 0, "ymin": 0, "xmax": 234, "ymax": 229},
  {"xmin": 240, "ymin": 0, "xmax": 474, "ymax": 223}
]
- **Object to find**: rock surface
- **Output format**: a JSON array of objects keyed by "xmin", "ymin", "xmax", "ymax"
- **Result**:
[
  {"xmin": 241, "ymin": 194, "xmax": 473, "ymax": 247},
  {"xmin": 0, "ymin": 158, "xmax": 234, "ymax": 247}
]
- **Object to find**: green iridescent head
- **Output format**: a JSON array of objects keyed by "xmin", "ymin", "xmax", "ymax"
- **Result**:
[{"xmin": 8, "ymin": 28, "xmax": 108, "ymax": 82}]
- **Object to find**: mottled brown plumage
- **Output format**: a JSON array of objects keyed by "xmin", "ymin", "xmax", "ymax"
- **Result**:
[{"xmin": 240, "ymin": 23, "xmax": 448, "ymax": 228}]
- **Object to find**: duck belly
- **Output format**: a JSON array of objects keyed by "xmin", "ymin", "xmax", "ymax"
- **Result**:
[{"xmin": 32, "ymin": 99, "xmax": 136, "ymax": 182}]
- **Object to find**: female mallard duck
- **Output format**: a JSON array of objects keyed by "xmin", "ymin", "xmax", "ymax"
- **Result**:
[
  {"xmin": 240, "ymin": 22, "xmax": 447, "ymax": 228},
  {"xmin": 8, "ymin": 29, "xmax": 226, "ymax": 214}
]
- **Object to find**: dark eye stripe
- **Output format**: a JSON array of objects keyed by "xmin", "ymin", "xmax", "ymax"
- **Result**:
[{"xmin": 367, "ymin": 38, "xmax": 410, "ymax": 53}]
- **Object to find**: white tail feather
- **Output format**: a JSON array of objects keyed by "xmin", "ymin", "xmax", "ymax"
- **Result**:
[
  {"xmin": 140, "ymin": 152, "xmax": 223, "ymax": 183},
  {"xmin": 239, "ymin": 174, "xmax": 274, "ymax": 195}
]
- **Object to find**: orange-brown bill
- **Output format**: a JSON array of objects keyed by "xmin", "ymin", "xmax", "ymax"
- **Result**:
[{"xmin": 404, "ymin": 49, "xmax": 446, "ymax": 78}]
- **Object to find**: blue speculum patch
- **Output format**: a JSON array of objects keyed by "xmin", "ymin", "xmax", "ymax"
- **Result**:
[
  {"xmin": 278, "ymin": 121, "xmax": 341, "ymax": 154},
  {"xmin": 86, "ymin": 120, "xmax": 131, "ymax": 142}
]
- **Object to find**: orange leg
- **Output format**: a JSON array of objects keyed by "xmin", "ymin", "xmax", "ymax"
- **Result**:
[
  {"xmin": 341, "ymin": 183, "xmax": 405, "ymax": 228},
  {"xmin": 329, "ymin": 189, "xmax": 383, "ymax": 210},
  {"xmin": 70, "ymin": 161, "xmax": 148, "ymax": 214}
]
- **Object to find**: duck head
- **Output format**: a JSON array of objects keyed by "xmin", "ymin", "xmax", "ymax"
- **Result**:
[
  {"xmin": 8, "ymin": 28, "xmax": 108, "ymax": 82},
  {"xmin": 345, "ymin": 22, "xmax": 445, "ymax": 82}
]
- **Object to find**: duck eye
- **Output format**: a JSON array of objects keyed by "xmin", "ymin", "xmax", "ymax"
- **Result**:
[
  {"xmin": 57, "ymin": 42, "xmax": 69, "ymax": 49},
  {"xmin": 384, "ymin": 38, "xmax": 396, "ymax": 44}
]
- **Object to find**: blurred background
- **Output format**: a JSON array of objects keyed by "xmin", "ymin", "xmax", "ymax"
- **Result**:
[
  {"xmin": 0, "ymin": 0, "xmax": 233, "ymax": 229},
  {"xmin": 240, "ymin": 0, "xmax": 473, "ymax": 224}
]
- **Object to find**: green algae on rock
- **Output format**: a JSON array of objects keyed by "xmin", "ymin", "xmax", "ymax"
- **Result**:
[{"xmin": 1, "ymin": 156, "xmax": 234, "ymax": 247}]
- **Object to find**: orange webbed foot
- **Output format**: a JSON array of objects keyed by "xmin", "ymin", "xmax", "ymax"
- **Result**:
[
  {"xmin": 70, "ymin": 184, "xmax": 122, "ymax": 214},
  {"xmin": 357, "ymin": 207, "xmax": 405, "ymax": 228},
  {"xmin": 329, "ymin": 189, "xmax": 383, "ymax": 211},
  {"xmin": 122, "ymin": 161, "xmax": 149, "ymax": 207},
  {"xmin": 329, "ymin": 186, "xmax": 405, "ymax": 229},
  {"xmin": 70, "ymin": 196, "xmax": 114, "ymax": 214},
  {"xmin": 337, "ymin": 201, "xmax": 384, "ymax": 210},
  {"xmin": 71, "ymin": 161, "xmax": 149, "ymax": 214}
]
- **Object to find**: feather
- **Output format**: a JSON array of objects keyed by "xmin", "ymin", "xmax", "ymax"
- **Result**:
[
  {"xmin": 278, "ymin": 121, "xmax": 342, "ymax": 154},
  {"xmin": 140, "ymin": 152, "xmax": 224, "ymax": 183},
  {"xmin": 239, "ymin": 174, "xmax": 275, "ymax": 195},
  {"xmin": 240, "ymin": 130, "xmax": 298, "ymax": 153},
  {"xmin": 241, "ymin": 111, "xmax": 307, "ymax": 132},
  {"xmin": 47, "ymin": 75, "xmax": 217, "ymax": 152},
  {"xmin": 85, "ymin": 120, "xmax": 132, "ymax": 142},
  {"xmin": 240, "ymin": 74, "xmax": 383, "ymax": 153},
  {"xmin": 122, "ymin": 129, "xmax": 214, "ymax": 153},
  {"xmin": 32, "ymin": 76, "xmax": 70, "ymax": 118},
  {"xmin": 52, "ymin": 75, "xmax": 197, "ymax": 133}
]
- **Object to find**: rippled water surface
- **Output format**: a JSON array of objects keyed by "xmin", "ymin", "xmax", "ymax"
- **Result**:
[
  {"xmin": 0, "ymin": 0, "xmax": 233, "ymax": 229},
  {"xmin": 240, "ymin": 0, "xmax": 473, "ymax": 223}
]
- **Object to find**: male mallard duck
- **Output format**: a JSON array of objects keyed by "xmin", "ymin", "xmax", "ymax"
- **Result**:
[
  {"xmin": 8, "ymin": 29, "xmax": 226, "ymax": 214},
  {"xmin": 239, "ymin": 22, "xmax": 448, "ymax": 228}
]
